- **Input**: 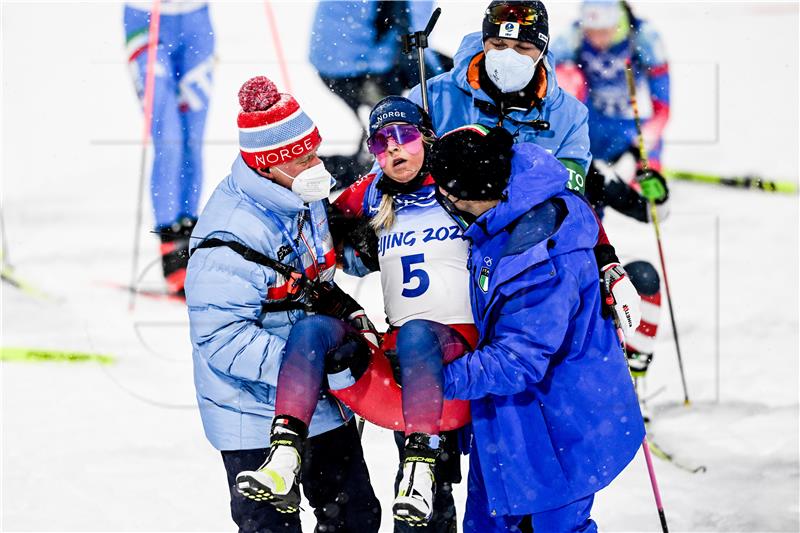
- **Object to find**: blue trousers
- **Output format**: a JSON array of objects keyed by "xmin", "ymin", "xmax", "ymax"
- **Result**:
[
  {"xmin": 124, "ymin": 5, "xmax": 214, "ymax": 228},
  {"xmin": 463, "ymin": 450, "xmax": 598, "ymax": 533}
]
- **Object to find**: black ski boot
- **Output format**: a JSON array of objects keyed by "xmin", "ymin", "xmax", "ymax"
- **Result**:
[
  {"xmin": 235, "ymin": 415, "xmax": 307, "ymax": 513},
  {"xmin": 158, "ymin": 217, "xmax": 195, "ymax": 296},
  {"xmin": 393, "ymin": 432, "xmax": 441, "ymax": 526}
]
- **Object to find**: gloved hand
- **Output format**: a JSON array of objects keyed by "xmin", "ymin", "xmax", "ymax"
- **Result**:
[
  {"xmin": 325, "ymin": 331, "xmax": 372, "ymax": 379},
  {"xmin": 601, "ymin": 263, "xmax": 642, "ymax": 337},
  {"xmin": 636, "ymin": 169, "xmax": 669, "ymax": 204},
  {"xmin": 636, "ymin": 169, "xmax": 670, "ymax": 222},
  {"xmin": 306, "ymin": 280, "xmax": 381, "ymax": 346},
  {"xmin": 348, "ymin": 220, "xmax": 380, "ymax": 272},
  {"xmin": 347, "ymin": 309, "xmax": 381, "ymax": 349},
  {"xmin": 306, "ymin": 281, "xmax": 362, "ymax": 321}
]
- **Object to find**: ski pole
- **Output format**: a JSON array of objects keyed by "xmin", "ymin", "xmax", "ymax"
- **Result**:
[
  {"xmin": 610, "ymin": 318, "xmax": 670, "ymax": 533},
  {"xmin": 0, "ymin": 204, "xmax": 10, "ymax": 270},
  {"xmin": 641, "ymin": 434, "xmax": 670, "ymax": 532},
  {"xmin": 624, "ymin": 57, "xmax": 690, "ymax": 406},
  {"xmin": 664, "ymin": 169, "xmax": 798, "ymax": 194},
  {"xmin": 128, "ymin": 0, "xmax": 162, "ymax": 311},
  {"xmin": 263, "ymin": 1, "xmax": 292, "ymax": 94},
  {"xmin": 402, "ymin": 7, "xmax": 442, "ymax": 114}
]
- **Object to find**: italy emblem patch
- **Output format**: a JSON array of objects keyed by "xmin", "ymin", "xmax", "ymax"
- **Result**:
[{"xmin": 479, "ymin": 266, "xmax": 490, "ymax": 293}]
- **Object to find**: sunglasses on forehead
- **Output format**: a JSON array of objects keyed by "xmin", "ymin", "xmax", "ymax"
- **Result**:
[
  {"xmin": 366, "ymin": 124, "xmax": 424, "ymax": 155},
  {"xmin": 485, "ymin": 4, "xmax": 540, "ymax": 26}
]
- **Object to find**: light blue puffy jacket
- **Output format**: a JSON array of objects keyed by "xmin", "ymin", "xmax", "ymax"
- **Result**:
[
  {"xmin": 409, "ymin": 32, "xmax": 592, "ymax": 174},
  {"xmin": 185, "ymin": 156, "xmax": 350, "ymax": 451},
  {"xmin": 309, "ymin": 0, "xmax": 445, "ymax": 78}
]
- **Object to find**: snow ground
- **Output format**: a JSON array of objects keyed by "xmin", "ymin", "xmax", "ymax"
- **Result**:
[{"xmin": 1, "ymin": 1, "xmax": 798, "ymax": 532}]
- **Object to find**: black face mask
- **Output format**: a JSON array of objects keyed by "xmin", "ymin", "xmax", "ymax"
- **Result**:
[{"xmin": 435, "ymin": 189, "xmax": 476, "ymax": 231}]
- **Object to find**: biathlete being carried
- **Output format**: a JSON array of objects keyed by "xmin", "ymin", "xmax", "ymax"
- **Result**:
[{"xmin": 235, "ymin": 96, "xmax": 477, "ymax": 529}]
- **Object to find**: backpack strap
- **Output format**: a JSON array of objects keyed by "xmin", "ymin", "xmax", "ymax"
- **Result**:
[{"xmin": 192, "ymin": 238, "xmax": 309, "ymax": 313}]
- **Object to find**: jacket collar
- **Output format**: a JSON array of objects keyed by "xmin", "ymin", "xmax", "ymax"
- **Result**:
[{"xmin": 230, "ymin": 155, "xmax": 307, "ymax": 217}]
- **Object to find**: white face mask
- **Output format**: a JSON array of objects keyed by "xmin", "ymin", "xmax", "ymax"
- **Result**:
[
  {"xmin": 275, "ymin": 163, "xmax": 333, "ymax": 203},
  {"xmin": 484, "ymin": 47, "xmax": 542, "ymax": 93}
]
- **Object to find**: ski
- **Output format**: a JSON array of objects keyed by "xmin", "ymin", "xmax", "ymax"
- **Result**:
[
  {"xmin": 665, "ymin": 169, "xmax": 797, "ymax": 194},
  {"xmin": 1, "ymin": 264, "xmax": 50, "ymax": 299},
  {"xmin": 101, "ymin": 281, "xmax": 185, "ymax": 304},
  {"xmin": 0, "ymin": 347, "xmax": 115, "ymax": 365},
  {"xmin": 647, "ymin": 437, "xmax": 707, "ymax": 474}
]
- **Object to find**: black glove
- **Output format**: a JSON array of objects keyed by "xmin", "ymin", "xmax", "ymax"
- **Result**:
[
  {"xmin": 347, "ymin": 220, "xmax": 380, "ymax": 272},
  {"xmin": 325, "ymin": 331, "xmax": 371, "ymax": 378},
  {"xmin": 306, "ymin": 280, "xmax": 363, "ymax": 321},
  {"xmin": 327, "ymin": 204, "xmax": 380, "ymax": 272}
]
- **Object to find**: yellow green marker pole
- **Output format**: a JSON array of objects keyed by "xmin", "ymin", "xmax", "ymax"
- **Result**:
[{"xmin": 0, "ymin": 347, "xmax": 115, "ymax": 365}]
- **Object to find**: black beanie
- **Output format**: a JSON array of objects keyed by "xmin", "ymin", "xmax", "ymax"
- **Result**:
[
  {"xmin": 482, "ymin": 1, "xmax": 549, "ymax": 52},
  {"xmin": 429, "ymin": 125, "xmax": 515, "ymax": 201}
]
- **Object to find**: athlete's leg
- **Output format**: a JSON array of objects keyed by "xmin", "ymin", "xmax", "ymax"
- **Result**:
[
  {"xmin": 275, "ymin": 315, "xmax": 367, "ymax": 423},
  {"xmin": 236, "ymin": 315, "xmax": 371, "ymax": 511},
  {"xmin": 125, "ymin": 9, "xmax": 190, "ymax": 293},
  {"xmin": 395, "ymin": 319, "xmax": 469, "ymax": 434},
  {"xmin": 624, "ymin": 260, "xmax": 662, "ymax": 378},
  {"xmin": 175, "ymin": 6, "xmax": 215, "ymax": 220},
  {"xmin": 127, "ymin": 45, "xmax": 183, "ymax": 228},
  {"xmin": 393, "ymin": 320, "xmax": 470, "ymax": 527}
]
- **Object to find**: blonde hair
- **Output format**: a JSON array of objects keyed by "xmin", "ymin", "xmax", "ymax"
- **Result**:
[
  {"xmin": 370, "ymin": 194, "xmax": 396, "ymax": 232},
  {"xmin": 370, "ymin": 131, "xmax": 436, "ymax": 232}
]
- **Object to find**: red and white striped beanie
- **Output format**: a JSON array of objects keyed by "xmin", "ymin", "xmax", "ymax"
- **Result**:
[{"xmin": 237, "ymin": 76, "xmax": 322, "ymax": 169}]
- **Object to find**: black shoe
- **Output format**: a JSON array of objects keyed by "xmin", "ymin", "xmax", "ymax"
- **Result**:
[
  {"xmin": 394, "ymin": 433, "xmax": 440, "ymax": 526},
  {"xmin": 158, "ymin": 217, "xmax": 195, "ymax": 295},
  {"xmin": 236, "ymin": 416, "xmax": 308, "ymax": 513}
]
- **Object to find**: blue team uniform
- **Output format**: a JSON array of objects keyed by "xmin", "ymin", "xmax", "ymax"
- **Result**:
[
  {"xmin": 309, "ymin": 0, "xmax": 446, "ymax": 80},
  {"xmin": 552, "ymin": 15, "xmax": 670, "ymax": 167},
  {"xmin": 124, "ymin": 2, "xmax": 214, "ymax": 229},
  {"xmin": 443, "ymin": 143, "xmax": 644, "ymax": 531}
]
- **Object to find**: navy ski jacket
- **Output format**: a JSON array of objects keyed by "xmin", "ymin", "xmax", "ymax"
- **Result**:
[{"xmin": 444, "ymin": 143, "xmax": 644, "ymax": 515}]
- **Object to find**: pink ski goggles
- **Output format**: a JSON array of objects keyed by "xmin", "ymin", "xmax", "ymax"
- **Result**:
[{"xmin": 366, "ymin": 124, "xmax": 424, "ymax": 157}]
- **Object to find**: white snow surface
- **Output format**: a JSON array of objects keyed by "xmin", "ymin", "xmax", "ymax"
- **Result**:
[{"xmin": 1, "ymin": 2, "xmax": 798, "ymax": 532}]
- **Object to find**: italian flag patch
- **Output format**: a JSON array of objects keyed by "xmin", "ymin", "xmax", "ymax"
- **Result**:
[{"xmin": 479, "ymin": 267, "xmax": 490, "ymax": 293}]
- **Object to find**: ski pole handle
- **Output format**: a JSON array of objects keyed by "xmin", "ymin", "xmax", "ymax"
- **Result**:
[
  {"xmin": 424, "ymin": 7, "xmax": 441, "ymax": 36},
  {"xmin": 402, "ymin": 7, "xmax": 442, "ymax": 114}
]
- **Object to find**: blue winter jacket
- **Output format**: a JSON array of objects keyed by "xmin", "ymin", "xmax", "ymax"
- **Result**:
[
  {"xmin": 309, "ymin": 0, "xmax": 445, "ymax": 78},
  {"xmin": 443, "ymin": 143, "xmax": 644, "ymax": 515},
  {"xmin": 408, "ymin": 32, "xmax": 591, "ymax": 174},
  {"xmin": 185, "ymin": 156, "xmax": 350, "ymax": 451}
]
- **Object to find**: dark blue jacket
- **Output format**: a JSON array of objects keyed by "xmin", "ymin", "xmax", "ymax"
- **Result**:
[{"xmin": 443, "ymin": 143, "xmax": 644, "ymax": 515}]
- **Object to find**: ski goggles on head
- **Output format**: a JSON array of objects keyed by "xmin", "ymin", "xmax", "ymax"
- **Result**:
[
  {"xmin": 367, "ymin": 124, "xmax": 424, "ymax": 156},
  {"xmin": 485, "ymin": 4, "xmax": 540, "ymax": 26}
]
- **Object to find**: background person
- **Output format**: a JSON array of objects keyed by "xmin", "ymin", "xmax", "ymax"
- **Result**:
[
  {"xmin": 124, "ymin": 1, "xmax": 215, "ymax": 295},
  {"xmin": 408, "ymin": 0, "xmax": 590, "ymax": 194},
  {"xmin": 552, "ymin": 0, "xmax": 671, "ymax": 395},
  {"xmin": 309, "ymin": 0, "xmax": 453, "ymax": 189}
]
